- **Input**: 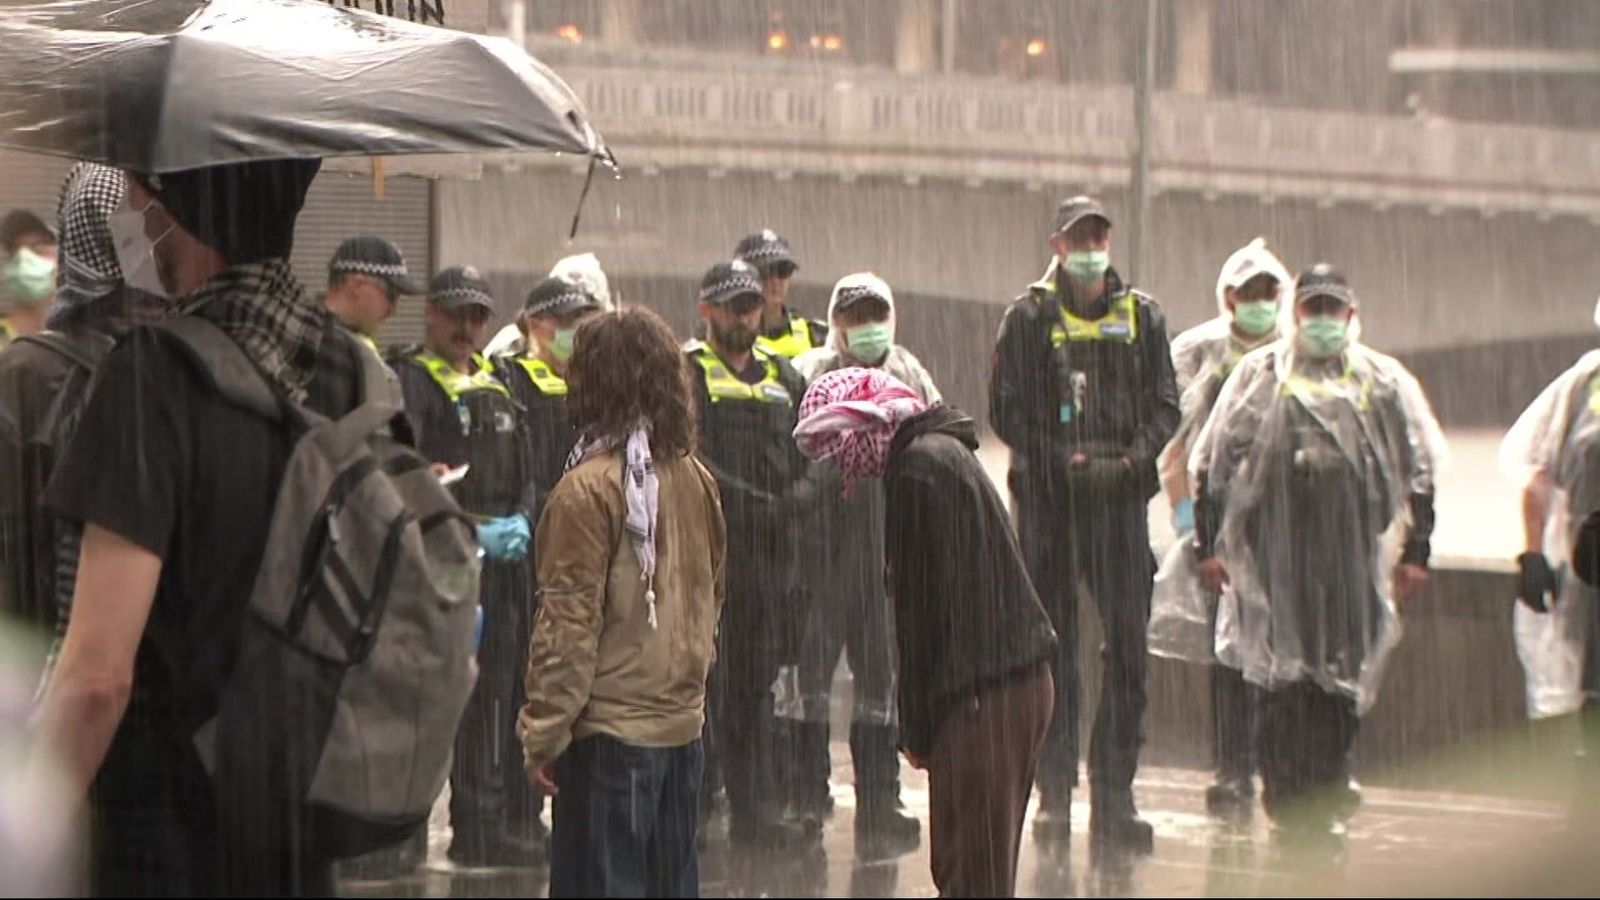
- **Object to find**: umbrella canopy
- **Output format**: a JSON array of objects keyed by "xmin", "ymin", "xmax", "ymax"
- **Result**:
[{"xmin": 0, "ymin": 0, "xmax": 613, "ymax": 174}]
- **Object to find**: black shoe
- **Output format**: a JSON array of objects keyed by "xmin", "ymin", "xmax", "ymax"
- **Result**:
[
  {"xmin": 1089, "ymin": 809, "xmax": 1154, "ymax": 854},
  {"xmin": 1205, "ymin": 776, "xmax": 1255, "ymax": 817},
  {"xmin": 1032, "ymin": 791, "xmax": 1073, "ymax": 842},
  {"xmin": 856, "ymin": 803, "xmax": 922, "ymax": 860},
  {"xmin": 790, "ymin": 789, "xmax": 836, "ymax": 822}
]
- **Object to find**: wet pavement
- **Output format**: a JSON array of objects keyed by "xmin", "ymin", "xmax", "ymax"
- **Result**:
[{"xmin": 338, "ymin": 748, "xmax": 1575, "ymax": 898}]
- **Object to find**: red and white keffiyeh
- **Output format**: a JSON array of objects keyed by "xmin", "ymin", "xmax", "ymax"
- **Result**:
[{"xmin": 793, "ymin": 367, "xmax": 929, "ymax": 488}]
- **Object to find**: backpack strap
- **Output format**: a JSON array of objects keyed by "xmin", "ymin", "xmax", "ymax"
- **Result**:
[
  {"xmin": 14, "ymin": 330, "xmax": 107, "ymax": 373},
  {"xmin": 152, "ymin": 316, "xmax": 284, "ymax": 423}
]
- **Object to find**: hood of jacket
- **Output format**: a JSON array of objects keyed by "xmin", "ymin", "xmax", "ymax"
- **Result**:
[
  {"xmin": 891, "ymin": 403, "xmax": 978, "ymax": 461},
  {"xmin": 1214, "ymin": 237, "xmax": 1293, "ymax": 318},
  {"xmin": 826, "ymin": 271, "xmax": 896, "ymax": 356}
]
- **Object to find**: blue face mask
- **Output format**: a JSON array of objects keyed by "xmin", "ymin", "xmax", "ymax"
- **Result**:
[
  {"xmin": 1232, "ymin": 300, "xmax": 1279, "ymax": 338},
  {"xmin": 1299, "ymin": 315, "xmax": 1350, "ymax": 357},
  {"xmin": 845, "ymin": 321, "xmax": 892, "ymax": 364},
  {"xmin": 1063, "ymin": 250, "xmax": 1110, "ymax": 286},
  {"xmin": 2, "ymin": 247, "xmax": 56, "ymax": 306},
  {"xmin": 551, "ymin": 327, "xmax": 577, "ymax": 362}
]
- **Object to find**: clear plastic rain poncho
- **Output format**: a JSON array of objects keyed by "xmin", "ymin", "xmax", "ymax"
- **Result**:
[
  {"xmin": 1498, "ymin": 345, "xmax": 1600, "ymax": 719},
  {"xmin": 1184, "ymin": 339, "xmax": 1446, "ymax": 712},
  {"xmin": 1150, "ymin": 239, "xmax": 1292, "ymax": 663}
]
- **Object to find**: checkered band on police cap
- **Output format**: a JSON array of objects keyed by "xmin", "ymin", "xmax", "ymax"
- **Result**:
[{"xmin": 699, "ymin": 259, "xmax": 764, "ymax": 304}]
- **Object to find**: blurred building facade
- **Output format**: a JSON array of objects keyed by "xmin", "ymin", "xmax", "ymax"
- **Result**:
[
  {"xmin": 440, "ymin": 0, "xmax": 1600, "ymax": 427},
  {"xmin": 0, "ymin": 1, "xmax": 1596, "ymax": 425}
]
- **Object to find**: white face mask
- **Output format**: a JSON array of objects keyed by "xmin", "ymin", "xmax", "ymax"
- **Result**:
[{"xmin": 108, "ymin": 201, "xmax": 172, "ymax": 299}]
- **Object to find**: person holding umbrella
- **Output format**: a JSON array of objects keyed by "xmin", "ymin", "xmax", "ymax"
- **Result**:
[
  {"xmin": 3, "ymin": 2, "xmax": 613, "ymax": 891},
  {"xmin": 32, "ymin": 157, "xmax": 344, "ymax": 895}
]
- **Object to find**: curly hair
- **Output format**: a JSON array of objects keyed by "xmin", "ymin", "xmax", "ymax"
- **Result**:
[{"xmin": 567, "ymin": 306, "xmax": 697, "ymax": 458}]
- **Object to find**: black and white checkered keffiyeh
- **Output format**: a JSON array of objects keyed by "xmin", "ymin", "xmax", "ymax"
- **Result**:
[
  {"xmin": 565, "ymin": 422, "xmax": 661, "ymax": 630},
  {"xmin": 174, "ymin": 259, "xmax": 331, "ymax": 403},
  {"xmin": 47, "ymin": 162, "xmax": 125, "ymax": 328}
]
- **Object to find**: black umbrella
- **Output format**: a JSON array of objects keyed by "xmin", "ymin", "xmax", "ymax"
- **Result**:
[{"xmin": 0, "ymin": 0, "xmax": 614, "ymax": 174}]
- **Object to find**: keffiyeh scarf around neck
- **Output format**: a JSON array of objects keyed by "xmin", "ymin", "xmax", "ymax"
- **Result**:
[
  {"xmin": 173, "ymin": 259, "xmax": 330, "ymax": 404},
  {"xmin": 566, "ymin": 422, "xmax": 661, "ymax": 629}
]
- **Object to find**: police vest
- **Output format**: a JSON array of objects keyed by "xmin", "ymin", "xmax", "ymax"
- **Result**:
[
  {"xmin": 1280, "ymin": 355, "xmax": 1372, "ymax": 413},
  {"xmin": 414, "ymin": 352, "xmax": 511, "ymax": 402},
  {"xmin": 357, "ymin": 333, "xmax": 380, "ymax": 355},
  {"xmin": 0, "ymin": 318, "xmax": 13, "ymax": 351},
  {"xmin": 411, "ymin": 351, "xmax": 523, "ymax": 514},
  {"xmin": 1049, "ymin": 293, "xmax": 1139, "ymax": 346},
  {"xmin": 513, "ymin": 356, "xmax": 568, "ymax": 397},
  {"xmin": 756, "ymin": 315, "xmax": 818, "ymax": 359},
  {"xmin": 689, "ymin": 343, "xmax": 794, "ymax": 407}
]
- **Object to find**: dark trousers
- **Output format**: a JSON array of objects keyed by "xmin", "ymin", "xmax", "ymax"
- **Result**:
[
  {"xmin": 793, "ymin": 519, "xmax": 900, "ymax": 807},
  {"xmin": 708, "ymin": 527, "xmax": 791, "ymax": 826},
  {"xmin": 1257, "ymin": 681, "xmax": 1358, "ymax": 826},
  {"xmin": 1211, "ymin": 639, "xmax": 1258, "ymax": 782},
  {"xmin": 92, "ymin": 725, "xmax": 333, "ymax": 898},
  {"xmin": 551, "ymin": 735, "xmax": 703, "ymax": 899},
  {"xmin": 1016, "ymin": 481, "xmax": 1153, "ymax": 804},
  {"xmin": 929, "ymin": 664, "xmax": 1053, "ymax": 899},
  {"xmin": 451, "ymin": 561, "xmax": 539, "ymax": 847},
  {"xmin": 713, "ymin": 648, "xmax": 780, "ymax": 824}
]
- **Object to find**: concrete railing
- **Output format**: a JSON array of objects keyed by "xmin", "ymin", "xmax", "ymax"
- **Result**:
[{"xmin": 523, "ymin": 46, "xmax": 1600, "ymax": 220}]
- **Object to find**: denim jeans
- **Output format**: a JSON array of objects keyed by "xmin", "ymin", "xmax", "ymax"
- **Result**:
[{"xmin": 550, "ymin": 735, "xmax": 703, "ymax": 899}]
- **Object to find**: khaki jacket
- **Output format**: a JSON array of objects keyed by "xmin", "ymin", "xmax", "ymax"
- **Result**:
[{"xmin": 518, "ymin": 449, "xmax": 726, "ymax": 771}]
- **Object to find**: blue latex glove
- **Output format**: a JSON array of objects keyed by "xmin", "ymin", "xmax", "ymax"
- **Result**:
[
  {"xmin": 478, "ymin": 513, "xmax": 532, "ymax": 561},
  {"xmin": 473, "ymin": 606, "xmax": 485, "ymax": 653},
  {"xmin": 1172, "ymin": 497, "xmax": 1196, "ymax": 535}
]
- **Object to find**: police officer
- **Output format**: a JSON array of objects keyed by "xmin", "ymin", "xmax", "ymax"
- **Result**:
[
  {"xmin": 488, "ymin": 276, "xmax": 610, "ymax": 856},
  {"xmin": 687, "ymin": 260, "xmax": 817, "ymax": 850},
  {"xmin": 989, "ymin": 196, "xmax": 1180, "ymax": 851},
  {"xmin": 735, "ymin": 230, "xmax": 827, "ymax": 359},
  {"xmin": 322, "ymin": 235, "xmax": 424, "ymax": 354},
  {"xmin": 393, "ymin": 266, "xmax": 542, "ymax": 868},
  {"xmin": 1191, "ymin": 265, "xmax": 1441, "ymax": 847},
  {"xmin": 1161, "ymin": 237, "xmax": 1292, "ymax": 816},
  {"xmin": 498, "ymin": 276, "xmax": 607, "ymax": 503}
]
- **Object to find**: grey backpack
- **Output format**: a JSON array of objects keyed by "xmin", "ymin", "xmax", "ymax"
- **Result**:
[{"xmin": 155, "ymin": 316, "xmax": 481, "ymax": 858}]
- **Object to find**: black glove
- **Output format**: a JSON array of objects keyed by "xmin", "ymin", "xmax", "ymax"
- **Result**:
[{"xmin": 1517, "ymin": 552, "xmax": 1557, "ymax": 613}]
